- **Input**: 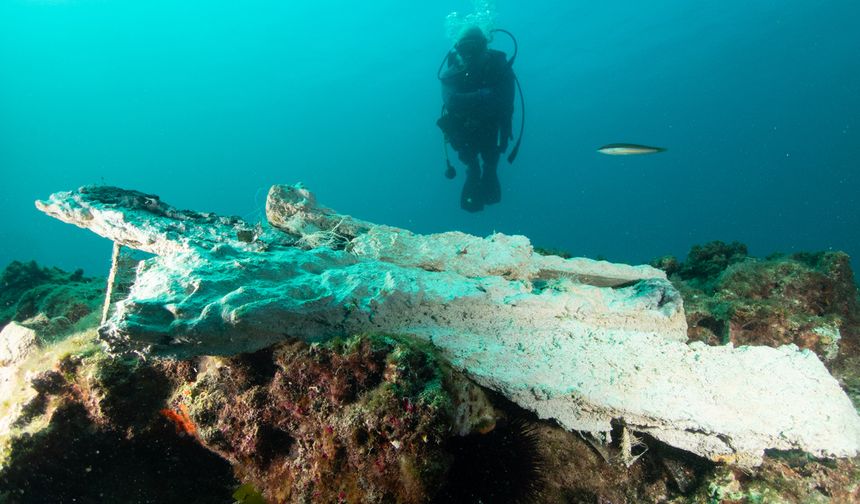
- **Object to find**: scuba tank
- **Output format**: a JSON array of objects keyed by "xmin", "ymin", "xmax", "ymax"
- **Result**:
[{"xmin": 437, "ymin": 28, "xmax": 526, "ymax": 178}]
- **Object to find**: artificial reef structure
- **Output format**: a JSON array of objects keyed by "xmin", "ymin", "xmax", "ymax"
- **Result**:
[{"xmin": 30, "ymin": 184, "xmax": 860, "ymax": 469}]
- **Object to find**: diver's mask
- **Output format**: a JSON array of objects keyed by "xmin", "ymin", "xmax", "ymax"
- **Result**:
[{"xmin": 454, "ymin": 27, "xmax": 488, "ymax": 65}]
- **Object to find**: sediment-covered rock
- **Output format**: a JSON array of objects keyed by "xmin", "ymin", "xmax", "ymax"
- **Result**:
[
  {"xmin": 0, "ymin": 323, "xmax": 38, "ymax": 367},
  {"xmin": 35, "ymin": 185, "xmax": 860, "ymax": 465}
]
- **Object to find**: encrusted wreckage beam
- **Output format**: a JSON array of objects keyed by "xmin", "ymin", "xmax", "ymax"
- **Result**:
[
  {"xmin": 265, "ymin": 183, "xmax": 661, "ymax": 287},
  {"xmin": 36, "ymin": 184, "xmax": 860, "ymax": 465}
]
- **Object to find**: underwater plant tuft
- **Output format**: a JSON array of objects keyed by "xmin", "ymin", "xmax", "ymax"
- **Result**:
[
  {"xmin": 678, "ymin": 240, "xmax": 748, "ymax": 283},
  {"xmin": 233, "ymin": 482, "xmax": 267, "ymax": 504}
]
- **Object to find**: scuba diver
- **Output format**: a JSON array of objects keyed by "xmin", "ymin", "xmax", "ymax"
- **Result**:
[{"xmin": 437, "ymin": 27, "xmax": 524, "ymax": 213}]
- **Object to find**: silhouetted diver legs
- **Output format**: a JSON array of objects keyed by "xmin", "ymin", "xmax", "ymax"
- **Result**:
[{"xmin": 458, "ymin": 144, "xmax": 501, "ymax": 213}]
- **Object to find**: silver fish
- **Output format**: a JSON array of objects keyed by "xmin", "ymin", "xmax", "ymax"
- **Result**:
[{"xmin": 597, "ymin": 143, "xmax": 666, "ymax": 155}]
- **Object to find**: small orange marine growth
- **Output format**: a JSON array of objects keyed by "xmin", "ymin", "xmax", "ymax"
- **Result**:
[{"xmin": 160, "ymin": 403, "xmax": 197, "ymax": 436}]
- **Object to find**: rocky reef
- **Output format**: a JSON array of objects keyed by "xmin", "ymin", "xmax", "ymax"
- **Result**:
[
  {"xmin": 0, "ymin": 270, "xmax": 529, "ymax": 503},
  {"xmin": 652, "ymin": 242, "xmax": 860, "ymax": 409},
  {"xmin": 33, "ymin": 185, "xmax": 860, "ymax": 464},
  {"xmin": 1, "ymin": 186, "xmax": 859, "ymax": 503},
  {"xmin": 0, "ymin": 260, "xmax": 236, "ymax": 503},
  {"xmin": 181, "ymin": 334, "xmax": 457, "ymax": 503},
  {"xmin": 0, "ymin": 260, "xmax": 103, "ymax": 337},
  {"xmin": 648, "ymin": 242, "xmax": 860, "ymax": 503}
]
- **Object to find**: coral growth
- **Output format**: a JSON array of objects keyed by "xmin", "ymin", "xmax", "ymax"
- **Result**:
[{"xmin": 160, "ymin": 403, "xmax": 197, "ymax": 436}]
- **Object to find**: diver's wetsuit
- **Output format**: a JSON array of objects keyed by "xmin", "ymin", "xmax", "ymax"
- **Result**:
[{"xmin": 439, "ymin": 48, "xmax": 515, "ymax": 212}]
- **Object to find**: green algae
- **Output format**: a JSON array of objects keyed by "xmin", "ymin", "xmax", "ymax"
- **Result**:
[
  {"xmin": 677, "ymin": 240, "xmax": 749, "ymax": 287},
  {"xmin": 233, "ymin": 482, "xmax": 267, "ymax": 504}
]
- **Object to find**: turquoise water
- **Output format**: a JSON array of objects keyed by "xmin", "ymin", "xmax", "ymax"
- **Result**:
[{"xmin": 1, "ymin": 0, "xmax": 858, "ymax": 276}]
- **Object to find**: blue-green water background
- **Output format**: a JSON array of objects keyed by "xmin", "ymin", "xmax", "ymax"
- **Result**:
[{"xmin": 2, "ymin": 1, "xmax": 859, "ymax": 277}]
